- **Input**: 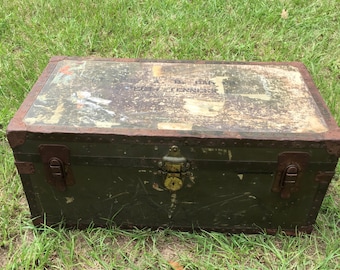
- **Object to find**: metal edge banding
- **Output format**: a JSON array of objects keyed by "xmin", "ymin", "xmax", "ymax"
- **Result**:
[
  {"xmin": 50, "ymin": 56, "xmax": 68, "ymax": 62},
  {"xmin": 6, "ymin": 59, "xmax": 61, "ymax": 148},
  {"xmin": 296, "ymin": 63, "xmax": 339, "ymax": 131},
  {"xmin": 14, "ymin": 57, "xmax": 339, "ymax": 141},
  {"xmin": 24, "ymin": 131, "xmax": 330, "ymax": 150},
  {"xmin": 23, "ymin": 125, "xmax": 329, "ymax": 141},
  {"xmin": 6, "ymin": 130, "xmax": 27, "ymax": 149},
  {"xmin": 15, "ymin": 161, "xmax": 35, "ymax": 174},
  {"xmin": 296, "ymin": 63, "xmax": 340, "ymax": 146},
  {"xmin": 57, "ymin": 57, "xmax": 305, "ymax": 67}
]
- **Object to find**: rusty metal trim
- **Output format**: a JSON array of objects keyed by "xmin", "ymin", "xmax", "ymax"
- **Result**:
[
  {"xmin": 315, "ymin": 171, "xmax": 335, "ymax": 184},
  {"xmin": 7, "ymin": 57, "xmax": 340, "ymax": 142},
  {"xmin": 23, "ymin": 130, "xmax": 332, "ymax": 147},
  {"xmin": 295, "ymin": 63, "xmax": 339, "ymax": 131},
  {"xmin": 325, "ymin": 141, "xmax": 340, "ymax": 157},
  {"xmin": 6, "ymin": 58, "xmax": 60, "ymax": 146},
  {"xmin": 22, "ymin": 125, "xmax": 334, "ymax": 141},
  {"xmin": 7, "ymin": 130, "xmax": 27, "ymax": 148},
  {"xmin": 15, "ymin": 161, "xmax": 35, "ymax": 174}
]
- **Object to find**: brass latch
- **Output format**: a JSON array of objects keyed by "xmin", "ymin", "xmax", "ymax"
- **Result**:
[
  {"xmin": 39, "ymin": 144, "xmax": 75, "ymax": 191},
  {"xmin": 272, "ymin": 152, "xmax": 310, "ymax": 199},
  {"xmin": 158, "ymin": 145, "xmax": 193, "ymax": 192}
]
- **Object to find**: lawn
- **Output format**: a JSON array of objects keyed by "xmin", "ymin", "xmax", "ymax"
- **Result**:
[{"xmin": 1, "ymin": 0, "xmax": 340, "ymax": 269}]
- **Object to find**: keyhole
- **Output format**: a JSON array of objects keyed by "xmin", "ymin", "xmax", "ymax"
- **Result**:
[{"xmin": 164, "ymin": 176, "xmax": 183, "ymax": 191}]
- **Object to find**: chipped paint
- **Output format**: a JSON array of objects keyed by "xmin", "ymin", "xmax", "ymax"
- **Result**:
[
  {"xmin": 202, "ymin": 148, "xmax": 229, "ymax": 155},
  {"xmin": 238, "ymin": 174, "xmax": 244, "ymax": 180},
  {"xmin": 228, "ymin": 150, "xmax": 232, "ymax": 161},
  {"xmin": 65, "ymin": 197, "xmax": 74, "ymax": 204},
  {"xmin": 182, "ymin": 76, "xmax": 226, "ymax": 116},
  {"xmin": 94, "ymin": 121, "xmax": 120, "ymax": 128},
  {"xmin": 238, "ymin": 94, "xmax": 271, "ymax": 101},
  {"xmin": 183, "ymin": 98, "xmax": 224, "ymax": 117},
  {"xmin": 152, "ymin": 182, "xmax": 164, "ymax": 191},
  {"xmin": 105, "ymin": 192, "xmax": 129, "ymax": 201},
  {"xmin": 22, "ymin": 60, "xmax": 329, "ymax": 133},
  {"xmin": 168, "ymin": 193, "xmax": 177, "ymax": 219},
  {"xmin": 209, "ymin": 76, "xmax": 227, "ymax": 96},
  {"xmin": 44, "ymin": 103, "xmax": 64, "ymax": 124},
  {"xmin": 181, "ymin": 201, "xmax": 198, "ymax": 204},
  {"xmin": 86, "ymin": 96, "xmax": 111, "ymax": 106},
  {"xmin": 152, "ymin": 65, "xmax": 163, "ymax": 77},
  {"xmin": 157, "ymin": 122, "xmax": 193, "ymax": 130}
]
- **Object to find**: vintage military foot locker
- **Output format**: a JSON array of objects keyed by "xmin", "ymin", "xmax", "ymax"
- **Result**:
[{"xmin": 7, "ymin": 57, "xmax": 340, "ymax": 235}]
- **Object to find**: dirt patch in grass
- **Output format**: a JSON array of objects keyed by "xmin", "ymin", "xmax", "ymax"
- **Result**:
[{"xmin": 0, "ymin": 245, "xmax": 8, "ymax": 269}]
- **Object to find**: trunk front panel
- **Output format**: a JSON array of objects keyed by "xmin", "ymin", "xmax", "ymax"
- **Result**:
[{"xmin": 16, "ymin": 137, "xmax": 336, "ymax": 232}]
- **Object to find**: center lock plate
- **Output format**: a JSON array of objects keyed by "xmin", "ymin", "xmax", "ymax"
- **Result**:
[{"xmin": 157, "ymin": 145, "xmax": 193, "ymax": 192}]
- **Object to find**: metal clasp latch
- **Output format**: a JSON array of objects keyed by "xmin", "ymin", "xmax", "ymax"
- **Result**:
[
  {"xmin": 158, "ymin": 145, "xmax": 193, "ymax": 192},
  {"xmin": 39, "ymin": 144, "xmax": 75, "ymax": 191},
  {"xmin": 48, "ymin": 157, "xmax": 66, "ymax": 190},
  {"xmin": 272, "ymin": 152, "xmax": 310, "ymax": 199},
  {"xmin": 282, "ymin": 164, "xmax": 299, "ymax": 185}
]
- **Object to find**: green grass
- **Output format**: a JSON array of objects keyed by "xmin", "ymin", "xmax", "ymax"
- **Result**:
[{"xmin": 1, "ymin": 0, "xmax": 340, "ymax": 268}]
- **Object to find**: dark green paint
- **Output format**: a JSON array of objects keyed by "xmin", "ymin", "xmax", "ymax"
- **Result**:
[{"xmin": 7, "ymin": 58, "xmax": 340, "ymax": 234}]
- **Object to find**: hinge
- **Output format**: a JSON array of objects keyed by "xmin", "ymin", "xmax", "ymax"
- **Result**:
[
  {"xmin": 15, "ymin": 161, "xmax": 35, "ymax": 174},
  {"xmin": 39, "ymin": 144, "xmax": 75, "ymax": 192},
  {"xmin": 272, "ymin": 152, "xmax": 310, "ymax": 199}
]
